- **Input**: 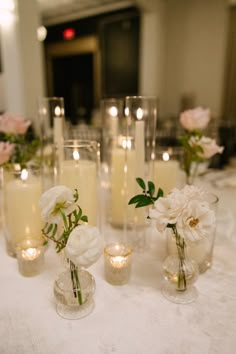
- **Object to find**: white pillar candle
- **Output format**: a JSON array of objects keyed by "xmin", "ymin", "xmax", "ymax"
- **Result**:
[
  {"xmin": 5, "ymin": 171, "xmax": 43, "ymax": 246},
  {"xmin": 153, "ymin": 158, "xmax": 179, "ymax": 195},
  {"xmin": 135, "ymin": 118, "xmax": 145, "ymax": 179},
  {"xmin": 110, "ymin": 146, "xmax": 136, "ymax": 226},
  {"xmin": 59, "ymin": 159, "xmax": 97, "ymax": 226}
]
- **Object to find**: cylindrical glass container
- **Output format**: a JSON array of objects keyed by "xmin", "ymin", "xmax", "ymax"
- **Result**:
[
  {"xmin": 153, "ymin": 147, "xmax": 184, "ymax": 196},
  {"xmin": 2, "ymin": 163, "xmax": 44, "ymax": 257},
  {"xmin": 124, "ymin": 96, "xmax": 158, "ymax": 250},
  {"xmin": 104, "ymin": 242, "xmax": 132, "ymax": 285},
  {"xmin": 38, "ymin": 96, "xmax": 65, "ymax": 190},
  {"xmin": 56, "ymin": 139, "xmax": 100, "ymax": 227}
]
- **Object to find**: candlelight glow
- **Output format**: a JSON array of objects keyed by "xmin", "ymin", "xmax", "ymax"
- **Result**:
[
  {"xmin": 54, "ymin": 106, "xmax": 62, "ymax": 117},
  {"xmin": 162, "ymin": 151, "xmax": 170, "ymax": 162},
  {"xmin": 73, "ymin": 150, "xmax": 80, "ymax": 161},
  {"xmin": 109, "ymin": 106, "xmax": 118, "ymax": 117},
  {"xmin": 136, "ymin": 108, "xmax": 143, "ymax": 120},
  {"xmin": 21, "ymin": 169, "xmax": 28, "ymax": 181}
]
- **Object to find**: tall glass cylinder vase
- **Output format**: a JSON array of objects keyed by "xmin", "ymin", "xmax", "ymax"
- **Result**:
[
  {"xmin": 124, "ymin": 96, "xmax": 158, "ymax": 250},
  {"xmin": 38, "ymin": 97, "xmax": 65, "ymax": 190},
  {"xmin": 100, "ymin": 98, "xmax": 130, "ymax": 245},
  {"xmin": 1, "ymin": 163, "xmax": 44, "ymax": 257},
  {"xmin": 55, "ymin": 140, "xmax": 100, "ymax": 227}
]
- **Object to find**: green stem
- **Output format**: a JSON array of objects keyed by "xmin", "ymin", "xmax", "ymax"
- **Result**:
[
  {"xmin": 70, "ymin": 261, "xmax": 83, "ymax": 305},
  {"xmin": 172, "ymin": 225, "xmax": 187, "ymax": 291}
]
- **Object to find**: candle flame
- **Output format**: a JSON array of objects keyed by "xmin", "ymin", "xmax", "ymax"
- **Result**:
[
  {"xmin": 162, "ymin": 151, "xmax": 170, "ymax": 162},
  {"xmin": 54, "ymin": 106, "xmax": 62, "ymax": 117},
  {"xmin": 109, "ymin": 106, "xmax": 118, "ymax": 117},
  {"xmin": 22, "ymin": 247, "xmax": 41, "ymax": 261},
  {"xmin": 21, "ymin": 169, "xmax": 28, "ymax": 181},
  {"xmin": 136, "ymin": 108, "xmax": 143, "ymax": 120},
  {"xmin": 73, "ymin": 150, "xmax": 80, "ymax": 161}
]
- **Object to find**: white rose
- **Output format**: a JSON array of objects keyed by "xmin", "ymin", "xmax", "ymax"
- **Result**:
[
  {"xmin": 180, "ymin": 184, "xmax": 205, "ymax": 201},
  {"xmin": 176, "ymin": 200, "xmax": 216, "ymax": 242},
  {"xmin": 189, "ymin": 135, "xmax": 224, "ymax": 159},
  {"xmin": 150, "ymin": 192, "xmax": 186, "ymax": 231},
  {"xmin": 180, "ymin": 107, "xmax": 210, "ymax": 131},
  {"xmin": 65, "ymin": 225, "xmax": 103, "ymax": 268},
  {"xmin": 39, "ymin": 185, "xmax": 75, "ymax": 224}
]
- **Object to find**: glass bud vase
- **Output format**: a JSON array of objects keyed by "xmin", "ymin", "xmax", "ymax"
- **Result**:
[
  {"xmin": 54, "ymin": 266, "xmax": 96, "ymax": 320},
  {"xmin": 162, "ymin": 229, "xmax": 199, "ymax": 304},
  {"xmin": 162, "ymin": 254, "xmax": 199, "ymax": 304}
]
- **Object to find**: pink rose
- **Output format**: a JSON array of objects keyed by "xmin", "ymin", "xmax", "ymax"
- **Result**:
[
  {"xmin": 180, "ymin": 107, "xmax": 211, "ymax": 131},
  {"xmin": 0, "ymin": 142, "xmax": 15, "ymax": 165},
  {"xmin": 189, "ymin": 136, "xmax": 224, "ymax": 159},
  {"xmin": 0, "ymin": 113, "xmax": 31, "ymax": 135}
]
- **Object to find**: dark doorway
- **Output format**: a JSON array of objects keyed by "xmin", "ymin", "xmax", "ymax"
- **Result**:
[{"xmin": 52, "ymin": 53, "xmax": 94, "ymax": 125}]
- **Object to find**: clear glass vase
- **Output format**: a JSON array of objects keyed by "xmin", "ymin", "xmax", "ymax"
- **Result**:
[
  {"xmin": 162, "ymin": 228, "xmax": 199, "ymax": 304},
  {"xmin": 162, "ymin": 254, "xmax": 199, "ymax": 304},
  {"xmin": 54, "ymin": 267, "xmax": 96, "ymax": 320}
]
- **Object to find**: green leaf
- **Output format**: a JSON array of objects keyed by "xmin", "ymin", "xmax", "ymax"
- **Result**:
[
  {"xmin": 128, "ymin": 194, "xmax": 145, "ymax": 205},
  {"xmin": 135, "ymin": 196, "xmax": 154, "ymax": 208},
  {"xmin": 157, "ymin": 188, "xmax": 164, "ymax": 198},
  {"xmin": 136, "ymin": 177, "xmax": 146, "ymax": 190},
  {"xmin": 147, "ymin": 181, "xmax": 155, "ymax": 197},
  {"xmin": 81, "ymin": 215, "xmax": 88, "ymax": 223}
]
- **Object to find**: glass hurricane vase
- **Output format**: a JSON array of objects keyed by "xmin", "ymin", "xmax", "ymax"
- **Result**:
[
  {"xmin": 162, "ymin": 229, "xmax": 199, "ymax": 304},
  {"xmin": 54, "ymin": 262, "xmax": 96, "ymax": 320}
]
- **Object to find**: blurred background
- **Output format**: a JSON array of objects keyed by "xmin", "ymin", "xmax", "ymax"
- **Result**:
[{"xmin": 0, "ymin": 0, "xmax": 236, "ymax": 165}]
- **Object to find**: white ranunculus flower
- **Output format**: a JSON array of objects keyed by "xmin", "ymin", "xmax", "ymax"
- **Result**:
[
  {"xmin": 39, "ymin": 185, "xmax": 76, "ymax": 224},
  {"xmin": 150, "ymin": 192, "xmax": 186, "ymax": 231},
  {"xmin": 189, "ymin": 135, "xmax": 224, "ymax": 159},
  {"xmin": 176, "ymin": 200, "xmax": 216, "ymax": 242},
  {"xmin": 180, "ymin": 107, "xmax": 211, "ymax": 131},
  {"xmin": 180, "ymin": 184, "xmax": 205, "ymax": 201},
  {"xmin": 65, "ymin": 225, "xmax": 103, "ymax": 268}
]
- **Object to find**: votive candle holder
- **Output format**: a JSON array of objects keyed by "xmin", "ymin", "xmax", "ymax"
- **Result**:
[{"xmin": 104, "ymin": 243, "xmax": 132, "ymax": 285}]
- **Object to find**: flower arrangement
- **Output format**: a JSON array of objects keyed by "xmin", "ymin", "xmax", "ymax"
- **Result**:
[
  {"xmin": 0, "ymin": 113, "xmax": 39, "ymax": 166},
  {"xmin": 129, "ymin": 178, "xmax": 216, "ymax": 291},
  {"xmin": 39, "ymin": 185, "xmax": 103, "ymax": 305},
  {"xmin": 179, "ymin": 107, "xmax": 224, "ymax": 183}
]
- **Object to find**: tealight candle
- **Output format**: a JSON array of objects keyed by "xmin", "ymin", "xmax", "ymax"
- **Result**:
[
  {"xmin": 104, "ymin": 243, "xmax": 132, "ymax": 285},
  {"xmin": 16, "ymin": 239, "xmax": 45, "ymax": 277}
]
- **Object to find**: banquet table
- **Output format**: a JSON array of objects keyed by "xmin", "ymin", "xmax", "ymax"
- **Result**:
[{"xmin": 1, "ymin": 169, "xmax": 236, "ymax": 354}]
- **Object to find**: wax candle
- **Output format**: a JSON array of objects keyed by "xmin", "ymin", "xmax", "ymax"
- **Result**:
[
  {"xmin": 16, "ymin": 239, "xmax": 45, "ymax": 277},
  {"xmin": 110, "ymin": 144, "xmax": 136, "ymax": 226},
  {"xmin": 135, "ymin": 109, "xmax": 145, "ymax": 179},
  {"xmin": 53, "ymin": 105, "xmax": 64, "ymax": 145},
  {"xmin": 104, "ymin": 243, "xmax": 132, "ymax": 285},
  {"xmin": 153, "ymin": 151, "xmax": 180, "ymax": 195},
  {"xmin": 5, "ymin": 169, "xmax": 43, "ymax": 247},
  {"xmin": 59, "ymin": 159, "xmax": 97, "ymax": 226}
]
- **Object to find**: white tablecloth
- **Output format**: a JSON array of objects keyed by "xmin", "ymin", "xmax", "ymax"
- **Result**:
[{"xmin": 0, "ymin": 171, "xmax": 236, "ymax": 354}]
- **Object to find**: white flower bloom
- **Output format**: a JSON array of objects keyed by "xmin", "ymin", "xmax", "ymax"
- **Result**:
[
  {"xmin": 176, "ymin": 200, "xmax": 216, "ymax": 242},
  {"xmin": 150, "ymin": 192, "xmax": 186, "ymax": 231},
  {"xmin": 180, "ymin": 184, "xmax": 205, "ymax": 201},
  {"xmin": 189, "ymin": 135, "xmax": 224, "ymax": 159},
  {"xmin": 39, "ymin": 185, "xmax": 75, "ymax": 224},
  {"xmin": 180, "ymin": 107, "xmax": 211, "ymax": 131},
  {"xmin": 65, "ymin": 225, "xmax": 103, "ymax": 268}
]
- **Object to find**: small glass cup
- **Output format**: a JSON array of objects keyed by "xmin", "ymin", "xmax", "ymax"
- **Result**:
[
  {"xmin": 16, "ymin": 239, "xmax": 46, "ymax": 277},
  {"xmin": 104, "ymin": 242, "xmax": 132, "ymax": 285}
]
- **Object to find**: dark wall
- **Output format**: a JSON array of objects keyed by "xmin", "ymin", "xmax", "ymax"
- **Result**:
[{"xmin": 44, "ymin": 7, "xmax": 140, "ymax": 124}]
